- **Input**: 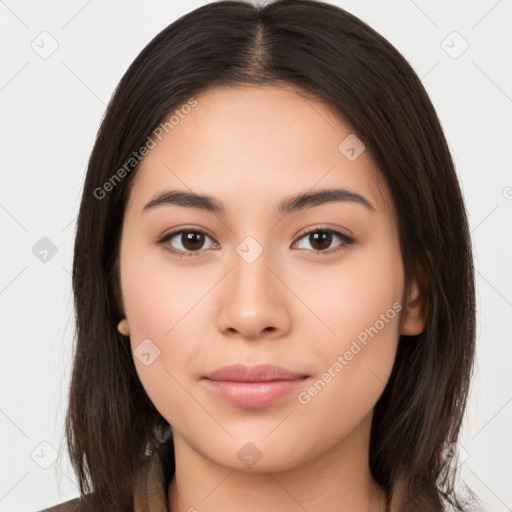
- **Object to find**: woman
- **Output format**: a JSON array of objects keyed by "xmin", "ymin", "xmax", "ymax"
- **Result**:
[{"xmin": 41, "ymin": 0, "xmax": 477, "ymax": 510}]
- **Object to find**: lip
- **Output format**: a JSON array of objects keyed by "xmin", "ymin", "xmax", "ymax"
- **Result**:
[
  {"xmin": 202, "ymin": 364, "xmax": 309, "ymax": 408},
  {"xmin": 204, "ymin": 364, "xmax": 308, "ymax": 382}
]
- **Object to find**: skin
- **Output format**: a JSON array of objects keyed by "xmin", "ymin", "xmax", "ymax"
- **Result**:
[{"xmin": 116, "ymin": 84, "xmax": 426, "ymax": 512}]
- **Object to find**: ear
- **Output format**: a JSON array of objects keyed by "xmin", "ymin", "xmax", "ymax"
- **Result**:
[{"xmin": 400, "ymin": 272, "xmax": 428, "ymax": 336}]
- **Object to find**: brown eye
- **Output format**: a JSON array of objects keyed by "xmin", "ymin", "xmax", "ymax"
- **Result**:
[
  {"xmin": 308, "ymin": 231, "xmax": 333, "ymax": 251},
  {"xmin": 180, "ymin": 232, "xmax": 206, "ymax": 251},
  {"xmin": 159, "ymin": 226, "xmax": 354, "ymax": 258},
  {"xmin": 159, "ymin": 228, "xmax": 217, "ymax": 257},
  {"xmin": 293, "ymin": 228, "xmax": 354, "ymax": 254}
]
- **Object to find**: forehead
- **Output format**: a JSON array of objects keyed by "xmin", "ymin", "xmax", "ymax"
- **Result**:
[{"xmin": 127, "ymin": 84, "xmax": 392, "ymax": 218}]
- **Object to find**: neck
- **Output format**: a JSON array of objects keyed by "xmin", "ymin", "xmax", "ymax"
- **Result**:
[{"xmin": 168, "ymin": 412, "xmax": 388, "ymax": 512}]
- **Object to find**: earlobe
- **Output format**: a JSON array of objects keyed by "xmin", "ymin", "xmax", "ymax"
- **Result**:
[
  {"xmin": 112, "ymin": 260, "xmax": 130, "ymax": 336},
  {"xmin": 400, "ymin": 276, "xmax": 428, "ymax": 336},
  {"xmin": 117, "ymin": 318, "xmax": 130, "ymax": 336}
]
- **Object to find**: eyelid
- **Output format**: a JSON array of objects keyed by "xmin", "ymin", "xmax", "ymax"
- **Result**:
[
  {"xmin": 157, "ymin": 224, "xmax": 355, "ymax": 257},
  {"xmin": 291, "ymin": 224, "xmax": 354, "ymax": 255},
  {"xmin": 157, "ymin": 226, "xmax": 218, "ymax": 258},
  {"xmin": 293, "ymin": 223, "xmax": 354, "ymax": 242}
]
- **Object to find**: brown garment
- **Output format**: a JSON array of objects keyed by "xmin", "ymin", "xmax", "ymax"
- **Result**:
[{"xmin": 36, "ymin": 442, "xmax": 171, "ymax": 512}]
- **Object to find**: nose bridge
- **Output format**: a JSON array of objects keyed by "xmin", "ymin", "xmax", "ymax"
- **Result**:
[
  {"xmin": 231, "ymin": 233, "xmax": 275, "ymax": 294},
  {"xmin": 214, "ymin": 229, "xmax": 291, "ymax": 339}
]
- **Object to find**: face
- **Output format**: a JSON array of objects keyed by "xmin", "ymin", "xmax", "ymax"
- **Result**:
[{"xmin": 117, "ymin": 84, "xmax": 422, "ymax": 472}]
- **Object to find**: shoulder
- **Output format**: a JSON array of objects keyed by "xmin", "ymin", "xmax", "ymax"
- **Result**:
[
  {"xmin": 36, "ymin": 497, "xmax": 81, "ymax": 511},
  {"xmin": 35, "ymin": 495, "xmax": 135, "ymax": 512}
]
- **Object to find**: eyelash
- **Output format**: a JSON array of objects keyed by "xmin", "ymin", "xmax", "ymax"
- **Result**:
[{"xmin": 157, "ymin": 225, "xmax": 355, "ymax": 259}]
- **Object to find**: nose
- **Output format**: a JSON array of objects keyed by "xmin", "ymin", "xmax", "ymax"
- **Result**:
[{"xmin": 216, "ymin": 242, "xmax": 291, "ymax": 341}]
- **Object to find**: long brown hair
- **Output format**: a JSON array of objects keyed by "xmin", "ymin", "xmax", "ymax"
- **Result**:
[{"xmin": 64, "ymin": 1, "xmax": 477, "ymax": 510}]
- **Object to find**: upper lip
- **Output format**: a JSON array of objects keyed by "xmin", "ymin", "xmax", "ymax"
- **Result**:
[{"xmin": 203, "ymin": 364, "xmax": 309, "ymax": 382}]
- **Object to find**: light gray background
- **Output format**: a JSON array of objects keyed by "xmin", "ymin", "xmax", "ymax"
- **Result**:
[{"xmin": 1, "ymin": 1, "xmax": 511, "ymax": 511}]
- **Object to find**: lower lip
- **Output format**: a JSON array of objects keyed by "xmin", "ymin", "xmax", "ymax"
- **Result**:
[{"xmin": 203, "ymin": 378, "xmax": 308, "ymax": 408}]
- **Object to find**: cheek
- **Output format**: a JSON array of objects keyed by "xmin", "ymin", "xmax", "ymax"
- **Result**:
[
  {"xmin": 120, "ymin": 236, "xmax": 208, "ymax": 344},
  {"xmin": 120, "ymin": 249, "xmax": 205, "ymax": 422},
  {"xmin": 294, "ymin": 236, "xmax": 403, "ymax": 353},
  {"xmin": 291, "ymin": 238, "xmax": 403, "ymax": 418}
]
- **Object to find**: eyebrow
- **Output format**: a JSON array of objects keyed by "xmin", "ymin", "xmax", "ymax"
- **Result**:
[{"xmin": 142, "ymin": 187, "xmax": 375, "ymax": 216}]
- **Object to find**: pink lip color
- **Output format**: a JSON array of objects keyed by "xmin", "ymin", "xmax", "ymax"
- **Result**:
[{"xmin": 202, "ymin": 364, "xmax": 309, "ymax": 408}]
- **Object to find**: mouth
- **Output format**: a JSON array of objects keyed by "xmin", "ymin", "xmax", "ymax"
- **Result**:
[{"xmin": 201, "ymin": 364, "xmax": 310, "ymax": 408}]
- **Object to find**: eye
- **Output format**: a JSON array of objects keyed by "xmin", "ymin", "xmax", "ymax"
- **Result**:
[
  {"xmin": 292, "ymin": 227, "xmax": 354, "ymax": 255},
  {"xmin": 157, "ymin": 226, "xmax": 354, "ymax": 258},
  {"xmin": 158, "ymin": 227, "xmax": 218, "ymax": 258}
]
